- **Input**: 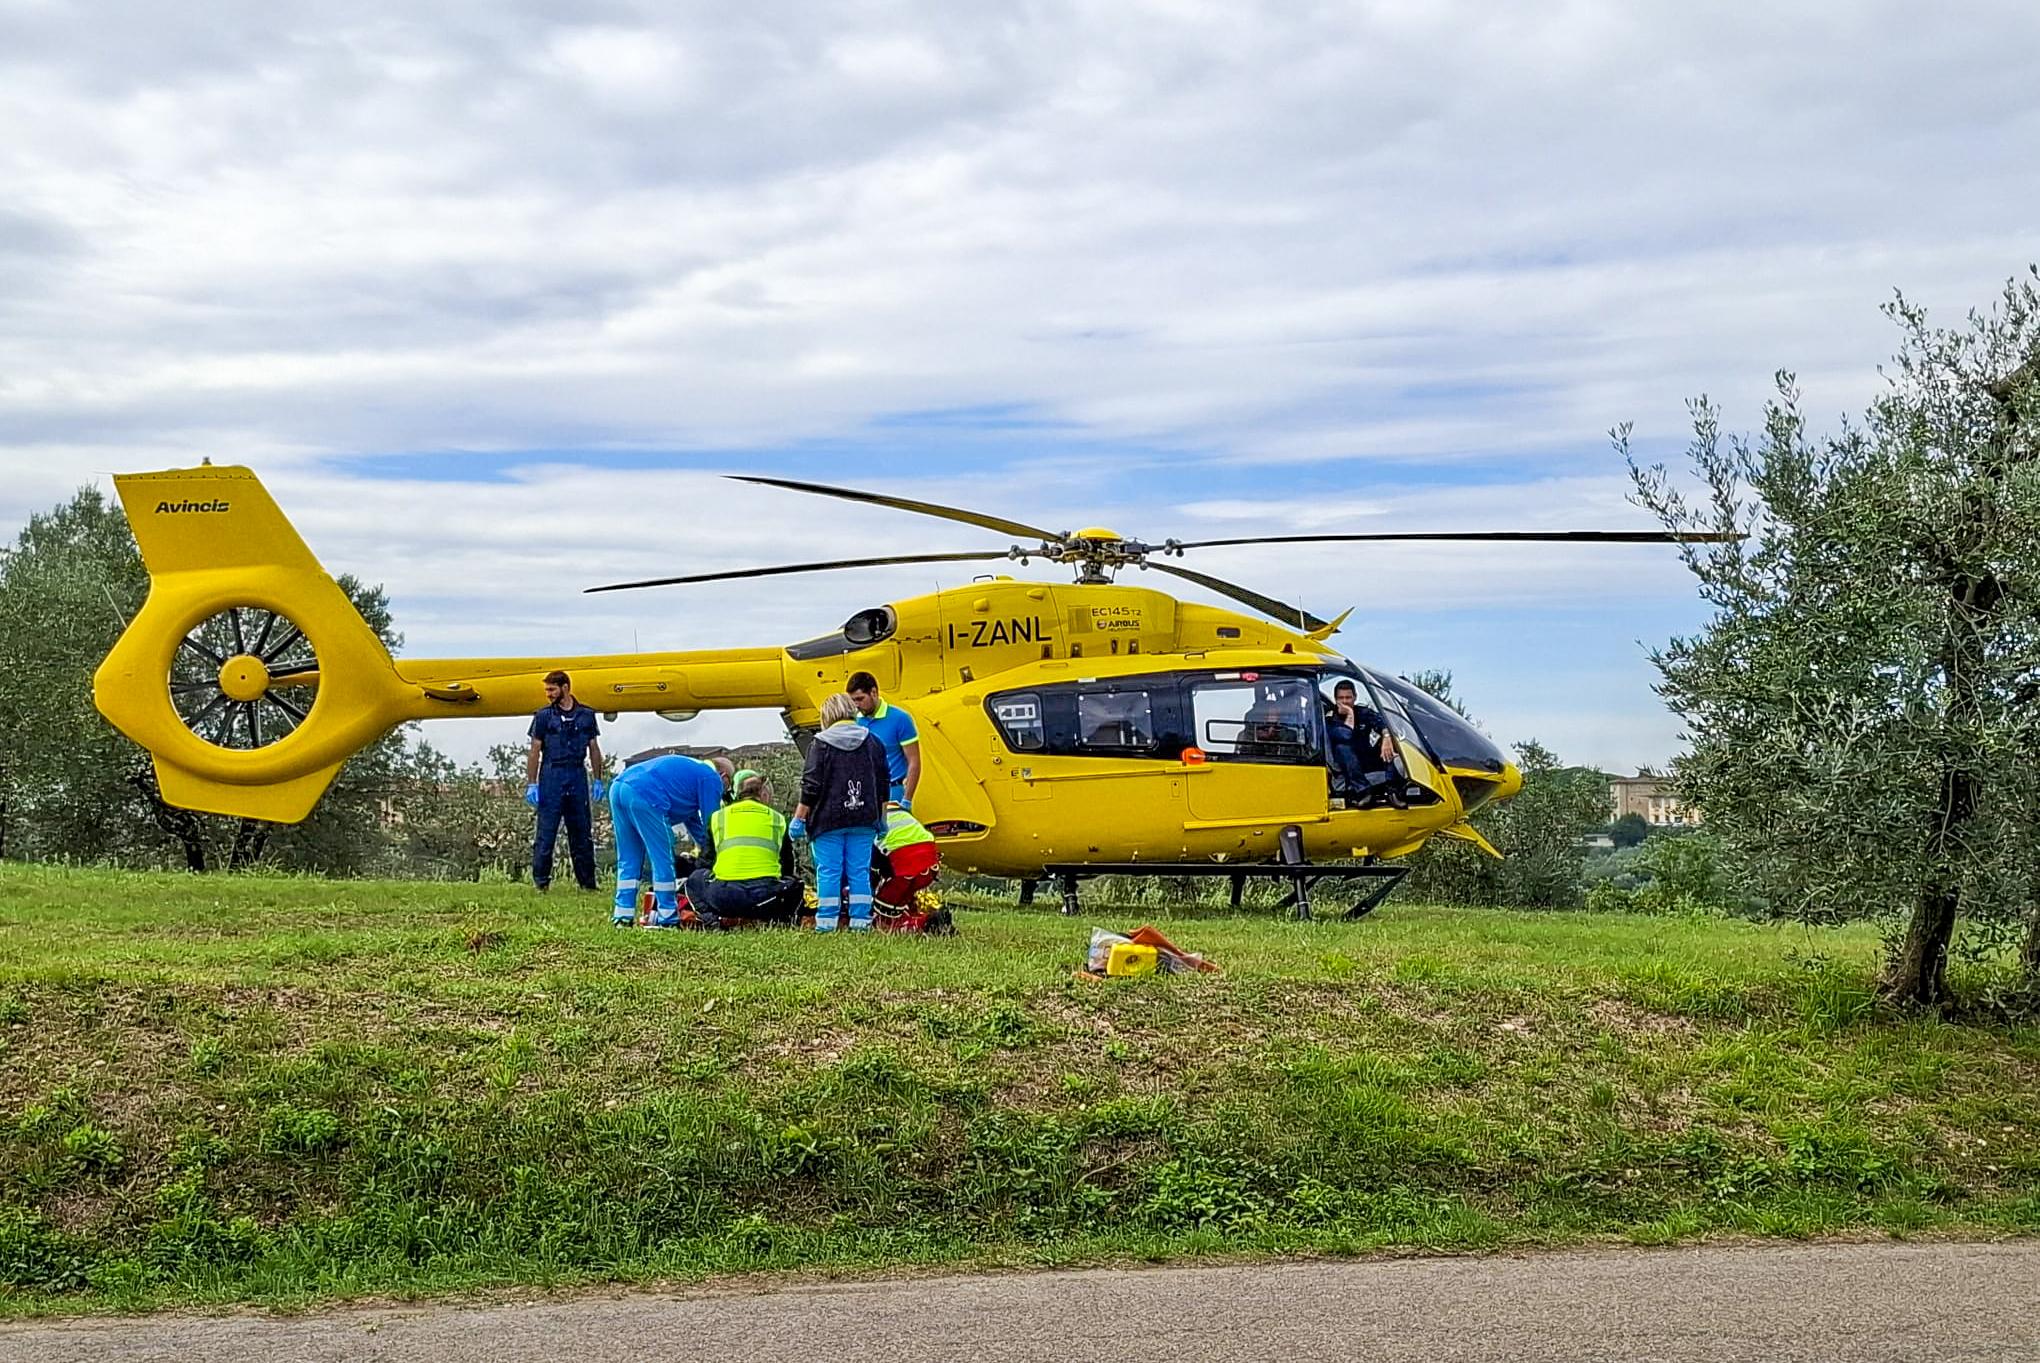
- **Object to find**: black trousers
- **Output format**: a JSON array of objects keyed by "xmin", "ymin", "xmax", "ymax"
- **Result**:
[
  {"xmin": 684, "ymin": 869, "xmax": 804, "ymax": 923},
  {"xmin": 533, "ymin": 772, "xmax": 597, "ymax": 890}
]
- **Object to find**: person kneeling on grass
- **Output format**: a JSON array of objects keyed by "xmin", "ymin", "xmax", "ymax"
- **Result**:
[
  {"xmin": 871, "ymin": 800, "xmax": 941, "ymax": 910},
  {"xmin": 792, "ymin": 693, "xmax": 890, "ymax": 932},
  {"xmin": 682, "ymin": 770, "xmax": 803, "ymax": 928}
]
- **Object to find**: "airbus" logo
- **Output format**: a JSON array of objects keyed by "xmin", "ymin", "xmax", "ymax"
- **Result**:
[{"xmin": 155, "ymin": 500, "xmax": 231, "ymax": 514}]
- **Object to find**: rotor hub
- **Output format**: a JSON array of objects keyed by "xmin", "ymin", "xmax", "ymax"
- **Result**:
[
  {"xmin": 218, "ymin": 654, "xmax": 271, "ymax": 703},
  {"xmin": 170, "ymin": 606, "xmax": 321, "ymax": 751}
]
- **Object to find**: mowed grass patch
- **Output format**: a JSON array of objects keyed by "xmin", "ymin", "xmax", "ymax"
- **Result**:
[{"xmin": 1, "ymin": 863, "xmax": 2036, "ymax": 1314}]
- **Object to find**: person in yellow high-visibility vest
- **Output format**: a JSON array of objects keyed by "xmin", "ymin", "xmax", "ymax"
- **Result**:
[
  {"xmin": 682, "ymin": 770, "xmax": 801, "ymax": 927},
  {"xmin": 871, "ymin": 800, "xmax": 941, "ymax": 910}
]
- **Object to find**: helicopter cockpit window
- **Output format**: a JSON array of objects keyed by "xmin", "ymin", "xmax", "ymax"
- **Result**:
[
  {"xmin": 1076, "ymin": 689, "xmax": 1155, "ymax": 752},
  {"xmin": 1365, "ymin": 670, "xmax": 1506, "ymax": 774},
  {"xmin": 989, "ymin": 693, "xmax": 1046, "ymax": 751},
  {"xmin": 785, "ymin": 606, "xmax": 898, "ymax": 661},
  {"xmin": 1191, "ymin": 676, "xmax": 1319, "ymax": 762}
]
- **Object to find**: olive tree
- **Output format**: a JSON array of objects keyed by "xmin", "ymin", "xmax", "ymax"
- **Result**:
[
  {"xmin": 0, "ymin": 485, "xmax": 435, "ymax": 873},
  {"xmin": 0, "ymin": 488, "xmax": 165, "ymax": 863},
  {"xmin": 1627, "ymin": 270, "xmax": 2040, "ymax": 1005}
]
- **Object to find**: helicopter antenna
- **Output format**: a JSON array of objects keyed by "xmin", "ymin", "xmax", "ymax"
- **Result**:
[{"xmin": 102, "ymin": 584, "xmax": 133, "ymax": 630}]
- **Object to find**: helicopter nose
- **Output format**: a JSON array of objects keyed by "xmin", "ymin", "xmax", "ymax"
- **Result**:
[{"xmin": 1494, "ymin": 760, "xmax": 1524, "ymax": 802}]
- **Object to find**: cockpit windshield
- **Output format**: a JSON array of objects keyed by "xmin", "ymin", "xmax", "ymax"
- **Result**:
[{"xmin": 1362, "ymin": 669, "xmax": 1507, "ymax": 774}]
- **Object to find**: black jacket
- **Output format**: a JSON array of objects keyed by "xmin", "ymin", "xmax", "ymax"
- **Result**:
[{"xmin": 800, "ymin": 723, "xmax": 891, "ymax": 835}]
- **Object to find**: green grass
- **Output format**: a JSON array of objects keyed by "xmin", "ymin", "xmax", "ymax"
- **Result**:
[{"xmin": 1, "ymin": 863, "xmax": 2036, "ymax": 1315}]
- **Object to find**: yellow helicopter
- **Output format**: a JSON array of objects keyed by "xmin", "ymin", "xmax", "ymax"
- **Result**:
[{"xmin": 93, "ymin": 464, "xmax": 1726, "ymax": 916}]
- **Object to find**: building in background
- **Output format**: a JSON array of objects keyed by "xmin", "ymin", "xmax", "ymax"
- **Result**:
[{"xmin": 1607, "ymin": 773, "xmax": 1699, "ymax": 827}]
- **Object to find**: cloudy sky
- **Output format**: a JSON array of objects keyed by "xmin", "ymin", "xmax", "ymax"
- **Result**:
[{"xmin": 3, "ymin": 1, "xmax": 2035, "ymax": 769}]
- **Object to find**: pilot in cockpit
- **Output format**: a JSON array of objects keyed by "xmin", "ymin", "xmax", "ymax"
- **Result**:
[{"xmin": 1326, "ymin": 679, "xmax": 1406, "ymax": 809}]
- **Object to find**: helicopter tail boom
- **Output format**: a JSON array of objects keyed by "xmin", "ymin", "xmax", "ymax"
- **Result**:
[{"xmin": 95, "ymin": 466, "xmax": 798, "ymax": 824}]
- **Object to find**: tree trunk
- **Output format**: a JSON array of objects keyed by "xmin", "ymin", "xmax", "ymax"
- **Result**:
[
  {"xmin": 229, "ymin": 819, "xmax": 271, "ymax": 871},
  {"xmin": 2021, "ymin": 906, "xmax": 2040, "ymax": 985},
  {"xmin": 1883, "ymin": 570, "xmax": 1991, "ymax": 1010},
  {"xmin": 1884, "ymin": 751, "xmax": 1968, "ymax": 1008},
  {"xmin": 127, "ymin": 758, "xmax": 208, "ymax": 872},
  {"xmin": 1885, "ymin": 885, "xmax": 1958, "ymax": 1008}
]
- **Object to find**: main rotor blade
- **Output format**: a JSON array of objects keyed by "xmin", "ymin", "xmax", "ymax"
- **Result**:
[
  {"xmin": 730, "ymin": 475, "xmax": 1064, "ymax": 544},
  {"xmin": 1147, "ymin": 561, "xmax": 1331, "ymax": 633},
  {"xmin": 1171, "ymin": 530, "xmax": 1743, "ymax": 549},
  {"xmin": 585, "ymin": 551, "xmax": 1016, "ymax": 594}
]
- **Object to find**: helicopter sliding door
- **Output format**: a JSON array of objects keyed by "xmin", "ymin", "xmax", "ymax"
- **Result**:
[
  {"xmin": 978, "ymin": 672, "xmax": 1193, "ymax": 861},
  {"xmin": 1181, "ymin": 671, "xmax": 1328, "ymax": 825}
]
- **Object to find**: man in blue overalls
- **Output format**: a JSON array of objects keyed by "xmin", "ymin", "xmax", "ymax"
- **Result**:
[
  {"xmin": 609, "ymin": 753, "xmax": 731, "ymax": 926},
  {"xmin": 525, "ymin": 669, "xmax": 606, "ymax": 892}
]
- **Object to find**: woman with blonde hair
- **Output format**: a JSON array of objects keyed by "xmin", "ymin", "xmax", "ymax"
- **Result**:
[{"xmin": 792, "ymin": 692, "xmax": 892, "ymax": 931}]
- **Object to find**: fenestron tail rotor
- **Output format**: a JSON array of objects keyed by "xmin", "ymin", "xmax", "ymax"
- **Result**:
[
  {"xmin": 169, "ymin": 606, "xmax": 320, "ymax": 750},
  {"xmin": 585, "ymin": 476, "xmax": 1742, "ymax": 633}
]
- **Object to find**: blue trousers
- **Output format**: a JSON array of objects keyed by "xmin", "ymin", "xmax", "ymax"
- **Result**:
[
  {"xmin": 811, "ymin": 826, "xmax": 876, "ymax": 931},
  {"xmin": 1326, "ymin": 724, "xmax": 1367, "ymax": 793},
  {"xmin": 532, "ymin": 770, "xmax": 596, "ymax": 890},
  {"xmin": 611, "ymin": 782, "xmax": 680, "ymax": 924},
  {"xmin": 1328, "ymin": 724, "xmax": 1405, "ymax": 804}
]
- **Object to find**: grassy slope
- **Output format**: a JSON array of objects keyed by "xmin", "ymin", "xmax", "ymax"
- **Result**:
[{"xmin": 1, "ymin": 864, "xmax": 2036, "ymax": 1313}]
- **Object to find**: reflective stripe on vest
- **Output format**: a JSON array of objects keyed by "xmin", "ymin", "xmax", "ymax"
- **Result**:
[{"xmin": 711, "ymin": 801, "xmax": 786, "ymax": 881}]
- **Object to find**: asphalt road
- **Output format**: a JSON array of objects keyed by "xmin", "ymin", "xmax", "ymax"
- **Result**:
[{"xmin": 6, "ymin": 1241, "xmax": 2036, "ymax": 1363}]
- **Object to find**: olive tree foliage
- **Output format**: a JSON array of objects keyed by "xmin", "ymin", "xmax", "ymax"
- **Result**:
[
  {"xmin": 1626, "ymin": 271, "xmax": 2040, "ymax": 1004},
  {"xmin": 0, "ymin": 486, "xmax": 439, "ymax": 873},
  {"xmin": 396, "ymin": 743, "xmax": 544, "ymax": 882},
  {"xmin": 0, "ymin": 488, "xmax": 163, "ymax": 863}
]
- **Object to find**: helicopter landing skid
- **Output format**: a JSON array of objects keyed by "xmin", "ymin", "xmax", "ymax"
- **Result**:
[{"xmin": 1037, "ymin": 861, "xmax": 1407, "ymax": 922}]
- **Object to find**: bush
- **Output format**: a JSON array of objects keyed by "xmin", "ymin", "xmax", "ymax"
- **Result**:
[
  {"xmin": 1584, "ymin": 830, "xmax": 1752, "ymax": 917},
  {"xmin": 1609, "ymin": 813, "xmax": 1651, "ymax": 848}
]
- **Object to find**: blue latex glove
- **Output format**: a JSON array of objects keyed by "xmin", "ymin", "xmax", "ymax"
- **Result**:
[
  {"xmin": 590, "ymin": 778, "xmax": 606, "ymax": 802},
  {"xmin": 788, "ymin": 817, "xmax": 807, "ymax": 841},
  {"xmin": 898, "ymin": 798, "xmax": 912, "ymax": 813},
  {"xmin": 524, "ymin": 783, "xmax": 540, "ymax": 808}
]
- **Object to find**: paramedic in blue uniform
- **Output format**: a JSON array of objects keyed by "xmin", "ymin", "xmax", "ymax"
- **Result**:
[
  {"xmin": 610, "ymin": 753, "xmax": 733, "ymax": 926},
  {"xmin": 846, "ymin": 670, "xmax": 921, "ymax": 809},
  {"xmin": 524, "ymin": 669, "xmax": 605, "ymax": 892}
]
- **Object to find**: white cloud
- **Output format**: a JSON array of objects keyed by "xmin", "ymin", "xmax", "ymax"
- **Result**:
[
  {"xmin": 544, "ymin": 26, "xmax": 693, "ymax": 111},
  {"xmin": 4, "ymin": 2, "xmax": 2035, "ymax": 773}
]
